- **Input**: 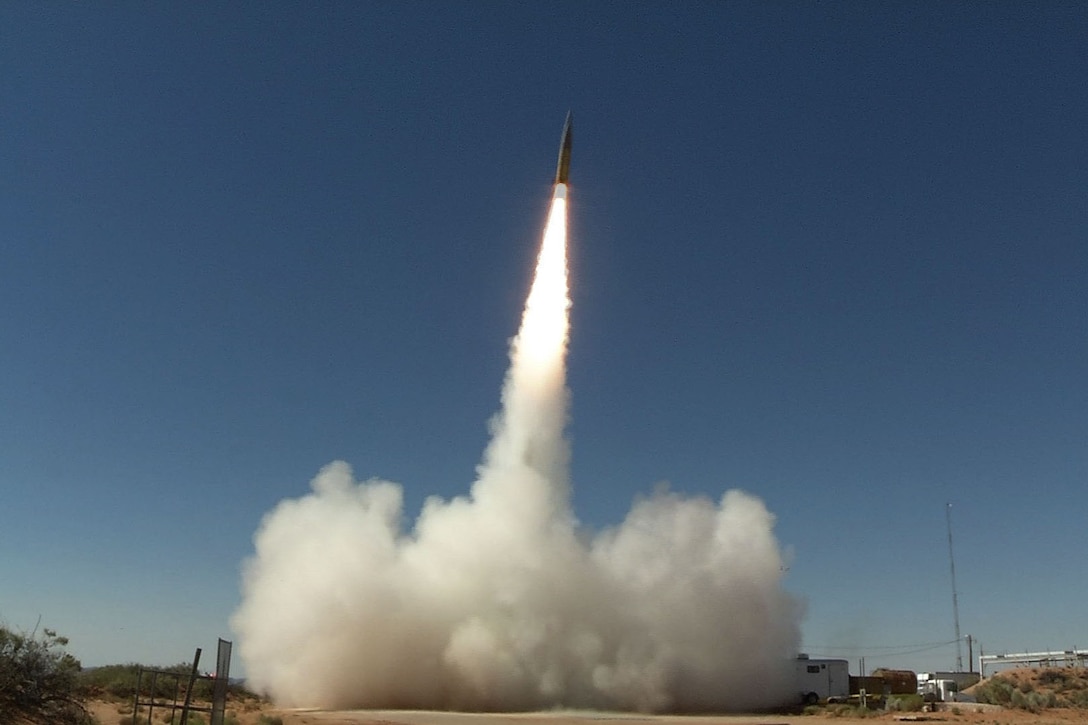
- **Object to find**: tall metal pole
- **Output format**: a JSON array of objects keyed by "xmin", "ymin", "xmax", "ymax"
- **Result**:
[
  {"xmin": 180, "ymin": 647, "xmax": 201, "ymax": 725},
  {"xmin": 946, "ymin": 503, "xmax": 963, "ymax": 671}
]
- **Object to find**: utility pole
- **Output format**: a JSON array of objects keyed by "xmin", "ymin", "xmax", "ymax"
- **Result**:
[{"xmin": 947, "ymin": 502, "xmax": 963, "ymax": 671}]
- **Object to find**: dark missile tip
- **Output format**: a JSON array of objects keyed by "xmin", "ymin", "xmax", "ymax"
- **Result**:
[{"xmin": 555, "ymin": 111, "xmax": 573, "ymax": 185}]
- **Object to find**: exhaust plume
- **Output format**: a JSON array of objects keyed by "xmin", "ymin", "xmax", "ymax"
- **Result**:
[{"xmin": 232, "ymin": 182, "xmax": 802, "ymax": 712}]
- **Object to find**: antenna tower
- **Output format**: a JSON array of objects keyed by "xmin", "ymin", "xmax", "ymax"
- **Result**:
[{"xmin": 946, "ymin": 502, "xmax": 963, "ymax": 671}]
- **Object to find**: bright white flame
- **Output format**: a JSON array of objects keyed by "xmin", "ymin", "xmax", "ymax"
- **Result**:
[
  {"xmin": 232, "ymin": 181, "xmax": 803, "ymax": 712},
  {"xmin": 515, "ymin": 186, "xmax": 569, "ymax": 381}
]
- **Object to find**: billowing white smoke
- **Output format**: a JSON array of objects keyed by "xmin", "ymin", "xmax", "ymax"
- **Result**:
[{"xmin": 232, "ymin": 186, "xmax": 802, "ymax": 712}]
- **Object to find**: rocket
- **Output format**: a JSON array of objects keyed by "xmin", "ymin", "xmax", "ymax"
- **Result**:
[{"xmin": 554, "ymin": 112, "xmax": 572, "ymax": 185}]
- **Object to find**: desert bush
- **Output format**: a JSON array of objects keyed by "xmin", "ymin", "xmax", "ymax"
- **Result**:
[
  {"xmin": 160, "ymin": 713, "xmax": 212, "ymax": 725},
  {"xmin": 81, "ymin": 663, "xmax": 149, "ymax": 699},
  {"xmin": 0, "ymin": 624, "xmax": 94, "ymax": 724},
  {"xmin": 1039, "ymin": 668, "xmax": 1069, "ymax": 686},
  {"xmin": 824, "ymin": 704, "xmax": 874, "ymax": 718},
  {"xmin": 1010, "ymin": 688, "xmax": 1050, "ymax": 713},
  {"xmin": 889, "ymin": 694, "xmax": 924, "ymax": 712},
  {"xmin": 80, "ymin": 661, "xmax": 258, "ymax": 706},
  {"xmin": 975, "ymin": 677, "xmax": 1014, "ymax": 705},
  {"xmin": 80, "ymin": 663, "xmax": 187, "ymax": 700},
  {"xmin": 1018, "ymin": 678, "xmax": 1034, "ymax": 693},
  {"xmin": 257, "ymin": 716, "xmax": 284, "ymax": 725}
]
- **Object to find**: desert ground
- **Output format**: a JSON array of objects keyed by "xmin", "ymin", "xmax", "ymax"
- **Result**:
[
  {"xmin": 84, "ymin": 666, "xmax": 1088, "ymax": 725},
  {"xmin": 86, "ymin": 702, "xmax": 1088, "ymax": 725}
]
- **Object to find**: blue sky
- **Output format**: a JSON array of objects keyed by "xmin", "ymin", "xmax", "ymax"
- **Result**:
[{"xmin": 2, "ymin": 2, "xmax": 1085, "ymax": 677}]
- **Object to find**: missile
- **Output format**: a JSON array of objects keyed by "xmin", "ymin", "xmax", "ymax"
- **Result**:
[{"xmin": 554, "ymin": 111, "xmax": 572, "ymax": 185}]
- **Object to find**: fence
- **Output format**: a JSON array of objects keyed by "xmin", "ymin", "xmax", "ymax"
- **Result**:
[{"xmin": 131, "ymin": 639, "xmax": 232, "ymax": 725}]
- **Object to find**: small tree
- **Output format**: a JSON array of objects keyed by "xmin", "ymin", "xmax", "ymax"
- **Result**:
[{"xmin": 0, "ymin": 624, "xmax": 92, "ymax": 724}]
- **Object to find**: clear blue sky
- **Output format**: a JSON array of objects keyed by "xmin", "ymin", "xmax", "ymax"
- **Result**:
[{"xmin": 2, "ymin": 2, "xmax": 1085, "ymax": 677}]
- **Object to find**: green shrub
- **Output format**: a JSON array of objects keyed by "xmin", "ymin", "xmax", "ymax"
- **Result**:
[
  {"xmin": 824, "ymin": 704, "xmax": 874, "ymax": 718},
  {"xmin": 887, "ymin": 694, "xmax": 924, "ymax": 712},
  {"xmin": 1039, "ymin": 669, "xmax": 1069, "ymax": 687},
  {"xmin": 257, "ymin": 715, "xmax": 284, "ymax": 725},
  {"xmin": 0, "ymin": 624, "xmax": 94, "ymax": 725},
  {"xmin": 80, "ymin": 660, "xmax": 259, "ymax": 706},
  {"xmin": 83, "ymin": 663, "xmax": 137, "ymax": 698},
  {"xmin": 975, "ymin": 677, "xmax": 1014, "ymax": 705},
  {"xmin": 1010, "ymin": 688, "xmax": 1050, "ymax": 713},
  {"xmin": 159, "ymin": 713, "xmax": 212, "ymax": 725}
]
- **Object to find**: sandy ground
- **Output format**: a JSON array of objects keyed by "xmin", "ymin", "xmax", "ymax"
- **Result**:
[
  {"xmin": 275, "ymin": 706, "xmax": 1088, "ymax": 725},
  {"xmin": 87, "ymin": 701, "xmax": 1088, "ymax": 725}
]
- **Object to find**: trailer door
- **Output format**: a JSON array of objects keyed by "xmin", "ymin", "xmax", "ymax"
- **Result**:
[{"xmin": 828, "ymin": 661, "xmax": 849, "ymax": 698}]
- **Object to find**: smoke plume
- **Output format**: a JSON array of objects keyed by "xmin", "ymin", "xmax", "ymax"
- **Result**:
[{"xmin": 232, "ymin": 185, "xmax": 802, "ymax": 712}]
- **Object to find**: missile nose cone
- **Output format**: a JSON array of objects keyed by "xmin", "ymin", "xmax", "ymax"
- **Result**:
[{"xmin": 555, "ymin": 112, "xmax": 572, "ymax": 185}]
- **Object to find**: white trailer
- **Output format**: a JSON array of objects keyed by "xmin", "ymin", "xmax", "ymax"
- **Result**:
[
  {"xmin": 795, "ymin": 655, "xmax": 850, "ymax": 705},
  {"xmin": 918, "ymin": 671, "xmax": 979, "ymax": 692},
  {"xmin": 918, "ymin": 678, "xmax": 959, "ymax": 702}
]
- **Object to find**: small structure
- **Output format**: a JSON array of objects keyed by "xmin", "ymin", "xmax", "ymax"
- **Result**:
[
  {"xmin": 871, "ymin": 668, "xmax": 918, "ymax": 695},
  {"xmin": 918, "ymin": 671, "xmax": 979, "ymax": 692},
  {"xmin": 850, "ymin": 675, "xmax": 885, "ymax": 696},
  {"xmin": 917, "ymin": 676, "xmax": 960, "ymax": 703},
  {"xmin": 978, "ymin": 649, "xmax": 1088, "ymax": 677},
  {"xmin": 795, "ymin": 654, "xmax": 850, "ymax": 705}
]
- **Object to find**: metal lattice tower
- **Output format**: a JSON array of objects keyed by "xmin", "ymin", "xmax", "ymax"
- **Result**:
[{"xmin": 947, "ymin": 502, "xmax": 963, "ymax": 671}]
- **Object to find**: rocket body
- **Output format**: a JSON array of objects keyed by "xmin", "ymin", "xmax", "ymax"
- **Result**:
[{"xmin": 554, "ymin": 112, "xmax": 572, "ymax": 185}]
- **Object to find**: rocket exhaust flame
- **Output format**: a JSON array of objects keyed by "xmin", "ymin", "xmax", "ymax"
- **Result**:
[
  {"xmin": 509, "ymin": 184, "xmax": 569, "ymax": 396},
  {"xmin": 232, "ymin": 122, "xmax": 802, "ymax": 713}
]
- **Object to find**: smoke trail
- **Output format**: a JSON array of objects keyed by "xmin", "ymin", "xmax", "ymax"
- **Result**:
[{"xmin": 232, "ymin": 183, "xmax": 802, "ymax": 712}]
